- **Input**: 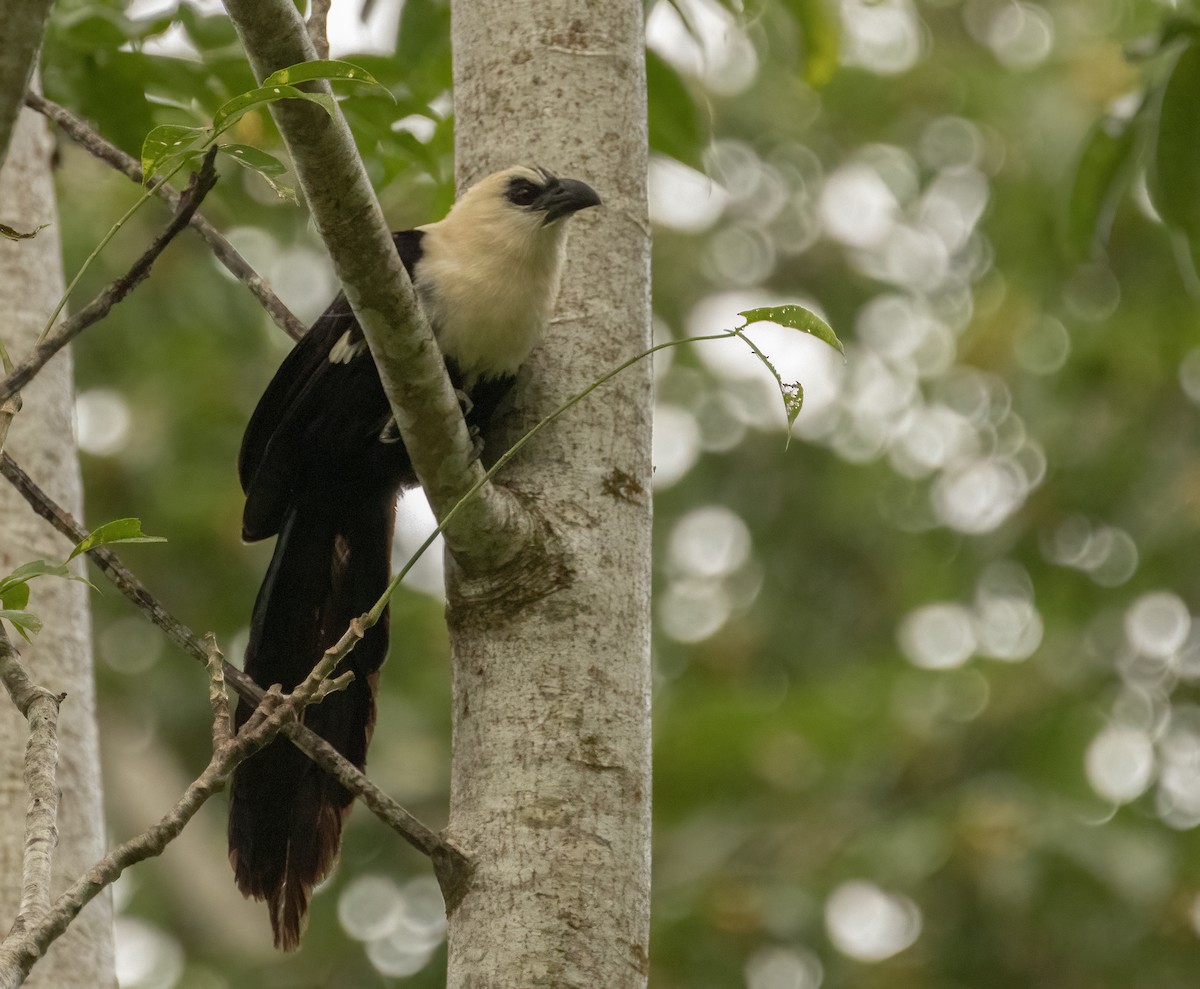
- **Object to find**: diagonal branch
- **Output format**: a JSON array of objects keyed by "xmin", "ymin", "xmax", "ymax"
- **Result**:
[
  {"xmin": 0, "ymin": 451, "xmax": 469, "ymax": 882},
  {"xmin": 222, "ymin": 0, "xmax": 537, "ymax": 573},
  {"xmin": 0, "ymin": 617, "xmax": 365, "ymax": 984},
  {"xmin": 0, "ymin": 148, "xmax": 220, "ymax": 406},
  {"xmin": 306, "ymin": 0, "xmax": 333, "ymax": 59},
  {"xmin": 23, "ymin": 92, "xmax": 307, "ymax": 342}
]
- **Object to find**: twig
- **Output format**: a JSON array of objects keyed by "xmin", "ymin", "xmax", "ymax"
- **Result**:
[
  {"xmin": 0, "ymin": 451, "xmax": 468, "ymax": 875},
  {"xmin": 0, "ymin": 149, "xmax": 220, "ymax": 406},
  {"xmin": 0, "ymin": 630, "xmax": 356, "ymax": 984},
  {"xmin": 0, "ymin": 626, "xmax": 64, "ymax": 942},
  {"xmin": 205, "ymin": 634, "xmax": 232, "ymax": 749},
  {"xmin": 23, "ymin": 92, "xmax": 307, "ymax": 342},
  {"xmin": 307, "ymin": 0, "xmax": 333, "ymax": 59},
  {"xmin": 0, "ymin": 395, "xmax": 19, "ymax": 457}
]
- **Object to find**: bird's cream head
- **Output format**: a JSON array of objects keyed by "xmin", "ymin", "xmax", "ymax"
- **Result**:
[
  {"xmin": 432, "ymin": 166, "xmax": 601, "ymax": 255},
  {"xmin": 416, "ymin": 166, "xmax": 601, "ymax": 381}
]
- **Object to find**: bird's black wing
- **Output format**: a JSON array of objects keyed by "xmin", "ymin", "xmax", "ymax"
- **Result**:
[{"xmin": 238, "ymin": 230, "xmax": 426, "ymax": 541}]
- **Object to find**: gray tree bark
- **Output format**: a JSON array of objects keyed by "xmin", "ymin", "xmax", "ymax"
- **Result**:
[
  {"xmin": 445, "ymin": 2, "xmax": 653, "ymax": 986},
  {"xmin": 0, "ymin": 109, "xmax": 117, "ymax": 988},
  {"xmin": 0, "ymin": 0, "xmax": 54, "ymax": 173}
]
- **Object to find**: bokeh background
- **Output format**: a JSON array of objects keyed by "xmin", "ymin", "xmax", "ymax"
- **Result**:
[{"xmin": 21, "ymin": 0, "xmax": 1200, "ymax": 984}]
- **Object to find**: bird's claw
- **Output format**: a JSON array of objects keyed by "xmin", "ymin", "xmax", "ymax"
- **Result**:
[
  {"xmin": 454, "ymin": 388, "xmax": 474, "ymax": 417},
  {"xmin": 467, "ymin": 423, "xmax": 484, "ymax": 464}
]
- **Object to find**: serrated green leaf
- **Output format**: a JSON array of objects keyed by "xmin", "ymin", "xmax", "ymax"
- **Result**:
[
  {"xmin": 211, "ymin": 84, "xmax": 337, "ymax": 137},
  {"xmin": 69, "ymin": 518, "xmax": 167, "ymax": 561},
  {"xmin": 1151, "ymin": 39, "xmax": 1200, "ymax": 274},
  {"xmin": 0, "ymin": 222, "xmax": 50, "ymax": 241},
  {"xmin": 739, "ymin": 304, "xmax": 844, "ymax": 356},
  {"xmin": 0, "ymin": 610, "xmax": 43, "ymax": 642},
  {"xmin": 141, "ymin": 124, "xmax": 206, "ymax": 183},
  {"xmin": 1066, "ymin": 116, "xmax": 1140, "ymax": 259},
  {"xmin": 261, "ymin": 59, "xmax": 385, "ymax": 94}
]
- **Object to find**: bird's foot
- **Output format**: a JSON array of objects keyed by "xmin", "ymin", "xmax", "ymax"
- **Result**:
[
  {"xmin": 454, "ymin": 388, "xmax": 474, "ymax": 418},
  {"xmin": 379, "ymin": 417, "xmax": 402, "ymax": 445}
]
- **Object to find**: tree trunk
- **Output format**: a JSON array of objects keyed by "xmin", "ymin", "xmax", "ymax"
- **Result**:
[
  {"xmin": 0, "ymin": 108, "xmax": 116, "ymax": 988},
  {"xmin": 444, "ymin": 1, "xmax": 653, "ymax": 987},
  {"xmin": 0, "ymin": 0, "xmax": 54, "ymax": 172}
]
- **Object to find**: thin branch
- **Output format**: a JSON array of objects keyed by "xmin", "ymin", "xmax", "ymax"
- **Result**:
[
  {"xmin": 205, "ymin": 634, "xmax": 233, "ymax": 749},
  {"xmin": 0, "ymin": 627, "xmax": 64, "ymax": 942},
  {"xmin": 0, "ymin": 631, "xmax": 357, "ymax": 984},
  {"xmin": 0, "ymin": 149, "xmax": 220, "ymax": 406},
  {"xmin": 0, "ymin": 451, "xmax": 468, "ymax": 875},
  {"xmin": 23, "ymin": 92, "xmax": 306, "ymax": 342},
  {"xmin": 0, "ymin": 395, "xmax": 19, "ymax": 457},
  {"xmin": 306, "ymin": 0, "xmax": 333, "ymax": 59}
]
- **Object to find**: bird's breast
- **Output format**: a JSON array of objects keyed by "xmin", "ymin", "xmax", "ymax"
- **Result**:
[{"xmin": 414, "ymin": 235, "xmax": 566, "ymax": 382}]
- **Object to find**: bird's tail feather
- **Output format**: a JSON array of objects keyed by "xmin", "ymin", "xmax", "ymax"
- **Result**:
[{"xmin": 228, "ymin": 486, "xmax": 393, "ymax": 950}]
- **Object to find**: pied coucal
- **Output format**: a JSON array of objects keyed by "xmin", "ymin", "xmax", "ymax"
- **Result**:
[{"xmin": 228, "ymin": 166, "xmax": 600, "ymax": 949}]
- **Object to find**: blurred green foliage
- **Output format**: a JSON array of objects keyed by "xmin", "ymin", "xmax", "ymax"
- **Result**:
[{"xmin": 11, "ymin": 0, "xmax": 1200, "ymax": 985}]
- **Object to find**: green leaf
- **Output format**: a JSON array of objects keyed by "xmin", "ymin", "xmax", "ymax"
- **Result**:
[
  {"xmin": 395, "ymin": 0, "xmax": 453, "ymax": 101},
  {"xmin": 0, "ymin": 560, "xmax": 72, "ymax": 597},
  {"xmin": 0, "ymin": 559, "xmax": 84, "ymax": 612},
  {"xmin": 141, "ymin": 124, "xmax": 206, "ymax": 184},
  {"xmin": 1151, "ymin": 39, "xmax": 1200, "ymax": 273},
  {"xmin": 783, "ymin": 0, "xmax": 841, "ymax": 88},
  {"xmin": 739, "ymin": 304, "xmax": 844, "ymax": 356},
  {"xmin": 729, "ymin": 327, "xmax": 805, "ymax": 438},
  {"xmin": 261, "ymin": 59, "xmax": 384, "ymax": 93},
  {"xmin": 783, "ymin": 381, "xmax": 804, "ymax": 423},
  {"xmin": 0, "ymin": 222, "xmax": 50, "ymax": 241},
  {"xmin": 211, "ymin": 84, "xmax": 337, "ymax": 138},
  {"xmin": 54, "ymin": 8, "xmax": 134, "ymax": 50},
  {"xmin": 218, "ymin": 144, "xmax": 287, "ymax": 176},
  {"xmin": 177, "ymin": 4, "xmax": 241, "ymax": 52},
  {"xmin": 1066, "ymin": 116, "xmax": 1140, "ymax": 259},
  {"xmin": 647, "ymin": 51, "xmax": 709, "ymax": 169},
  {"xmin": 0, "ymin": 610, "xmax": 43, "ymax": 642},
  {"xmin": 219, "ymin": 145, "xmax": 298, "ymax": 202},
  {"xmin": 0, "ymin": 581, "xmax": 29, "ymax": 611},
  {"xmin": 69, "ymin": 518, "xmax": 167, "ymax": 561}
]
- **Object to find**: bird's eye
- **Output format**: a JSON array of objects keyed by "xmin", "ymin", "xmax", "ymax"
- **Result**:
[{"xmin": 505, "ymin": 178, "xmax": 542, "ymax": 207}]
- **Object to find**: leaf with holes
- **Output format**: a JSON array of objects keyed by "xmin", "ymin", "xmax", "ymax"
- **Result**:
[
  {"xmin": 141, "ymin": 124, "xmax": 207, "ymax": 184},
  {"xmin": 739, "ymin": 305, "xmax": 844, "ymax": 357},
  {"xmin": 261, "ymin": 59, "xmax": 385, "ymax": 94}
]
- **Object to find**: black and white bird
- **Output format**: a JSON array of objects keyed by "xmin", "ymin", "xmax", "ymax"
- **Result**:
[{"xmin": 228, "ymin": 166, "xmax": 600, "ymax": 949}]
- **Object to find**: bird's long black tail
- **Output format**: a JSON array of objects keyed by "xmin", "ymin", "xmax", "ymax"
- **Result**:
[{"xmin": 228, "ymin": 484, "xmax": 394, "ymax": 950}]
